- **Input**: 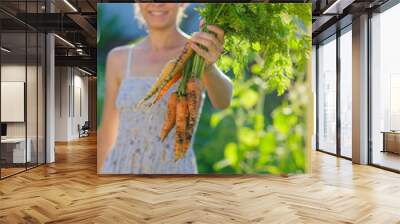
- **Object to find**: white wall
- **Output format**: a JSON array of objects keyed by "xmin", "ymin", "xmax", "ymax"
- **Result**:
[
  {"xmin": 54, "ymin": 67, "xmax": 89, "ymax": 141},
  {"xmin": 1, "ymin": 65, "xmax": 26, "ymax": 139},
  {"xmin": 1, "ymin": 65, "xmax": 36, "ymax": 137},
  {"xmin": 72, "ymin": 72, "xmax": 89, "ymax": 138},
  {"xmin": 1, "ymin": 63, "xmax": 46, "ymax": 164},
  {"xmin": 1, "ymin": 82, "xmax": 25, "ymax": 122},
  {"xmin": 55, "ymin": 67, "xmax": 69, "ymax": 141}
]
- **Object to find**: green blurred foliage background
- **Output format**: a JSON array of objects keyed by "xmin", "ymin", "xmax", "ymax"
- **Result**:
[{"xmin": 97, "ymin": 3, "xmax": 311, "ymax": 174}]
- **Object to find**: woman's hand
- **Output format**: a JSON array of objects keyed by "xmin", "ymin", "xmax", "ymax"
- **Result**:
[
  {"xmin": 190, "ymin": 19, "xmax": 232, "ymax": 110},
  {"xmin": 189, "ymin": 19, "xmax": 224, "ymax": 65}
]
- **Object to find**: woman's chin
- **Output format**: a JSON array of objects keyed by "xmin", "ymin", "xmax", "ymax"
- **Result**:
[{"xmin": 146, "ymin": 19, "xmax": 174, "ymax": 30}]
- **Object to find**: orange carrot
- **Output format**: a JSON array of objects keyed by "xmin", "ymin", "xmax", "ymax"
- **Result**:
[
  {"xmin": 171, "ymin": 42, "xmax": 193, "ymax": 76},
  {"xmin": 153, "ymin": 43, "xmax": 193, "ymax": 98},
  {"xmin": 159, "ymin": 92, "xmax": 178, "ymax": 142},
  {"xmin": 136, "ymin": 60, "xmax": 177, "ymax": 107},
  {"xmin": 147, "ymin": 70, "xmax": 182, "ymax": 108},
  {"xmin": 136, "ymin": 43, "xmax": 193, "ymax": 108},
  {"xmin": 183, "ymin": 77, "xmax": 202, "ymax": 151},
  {"xmin": 175, "ymin": 95, "xmax": 189, "ymax": 161}
]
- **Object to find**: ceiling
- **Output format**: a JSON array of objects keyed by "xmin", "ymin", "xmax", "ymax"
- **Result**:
[
  {"xmin": 312, "ymin": 0, "xmax": 391, "ymax": 43},
  {"xmin": 0, "ymin": 0, "xmax": 98, "ymax": 74}
]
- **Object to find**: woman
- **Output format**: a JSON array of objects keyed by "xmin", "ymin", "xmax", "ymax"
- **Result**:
[{"xmin": 98, "ymin": 3, "xmax": 233, "ymax": 174}]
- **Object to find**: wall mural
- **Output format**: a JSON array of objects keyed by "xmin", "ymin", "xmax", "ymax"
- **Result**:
[{"xmin": 97, "ymin": 3, "xmax": 312, "ymax": 175}]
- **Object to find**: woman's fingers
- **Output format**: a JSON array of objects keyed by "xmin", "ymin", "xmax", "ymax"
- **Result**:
[
  {"xmin": 191, "ymin": 33, "xmax": 219, "ymax": 51},
  {"xmin": 190, "ymin": 42, "xmax": 216, "ymax": 65},
  {"xmin": 206, "ymin": 25, "xmax": 225, "ymax": 43},
  {"xmin": 191, "ymin": 32, "xmax": 223, "ymax": 54},
  {"xmin": 189, "ymin": 24, "xmax": 225, "ymax": 65},
  {"xmin": 199, "ymin": 19, "xmax": 205, "ymax": 29},
  {"xmin": 190, "ymin": 42, "xmax": 209, "ymax": 60},
  {"xmin": 190, "ymin": 38, "xmax": 219, "ymax": 64}
]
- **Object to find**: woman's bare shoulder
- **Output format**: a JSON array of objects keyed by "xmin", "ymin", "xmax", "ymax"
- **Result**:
[
  {"xmin": 105, "ymin": 45, "xmax": 136, "ymax": 81},
  {"xmin": 107, "ymin": 44, "xmax": 135, "ymax": 61},
  {"xmin": 107, "ymin": 40, "xmax": 149, "ymax": 62}
]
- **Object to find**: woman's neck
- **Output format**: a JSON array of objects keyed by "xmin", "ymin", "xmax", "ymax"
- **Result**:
[{"xmin": 147, "ymin": 26, "xmax": 185, "ymax": 51}]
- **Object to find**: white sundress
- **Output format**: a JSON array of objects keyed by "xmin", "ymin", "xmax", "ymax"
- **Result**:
[{"xmin": 101, "ymin": 45, "xmax": 204, "ymax": 174}]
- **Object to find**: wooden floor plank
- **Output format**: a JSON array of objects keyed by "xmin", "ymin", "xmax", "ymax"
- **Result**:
[{"xmin": 0, "ymin": 135, "xmax": 399, "ymax": 223}]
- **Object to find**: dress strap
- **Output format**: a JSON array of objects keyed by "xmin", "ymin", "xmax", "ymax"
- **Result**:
[{"xmin": 125, "ymin": 45, "xmax": 134, "ymax": 78}]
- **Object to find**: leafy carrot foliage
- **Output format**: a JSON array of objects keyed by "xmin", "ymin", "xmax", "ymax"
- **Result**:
[{"xmin": 197, "ymin": 3, "xmax": 311, "ymax": 95}]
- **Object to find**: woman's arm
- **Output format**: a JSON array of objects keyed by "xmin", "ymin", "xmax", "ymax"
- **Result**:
[
  {"xmin": 190, "ymin": 24, "xmax": 233, "ymax": 109},
  {"xmin": 202, "ymin": 64, "xmax": 233, "ymax": 109},
  {"xmin": 97, "ymin": 48, "xmax": 125, "ymax": 173}
]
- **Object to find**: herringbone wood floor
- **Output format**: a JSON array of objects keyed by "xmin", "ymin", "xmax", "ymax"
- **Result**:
[{"xmin": 0, "ymin": 135, "xmax": 399, "ymax": 224}]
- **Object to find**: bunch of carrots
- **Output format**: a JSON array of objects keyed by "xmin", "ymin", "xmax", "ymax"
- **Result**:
[
  {"xmin": 136, "ymin": 42, "xmax": 204, "ymax": 161},
  {"xmin": 136, "ymin": 4, "xmax": 230, "ymax": 161}
]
